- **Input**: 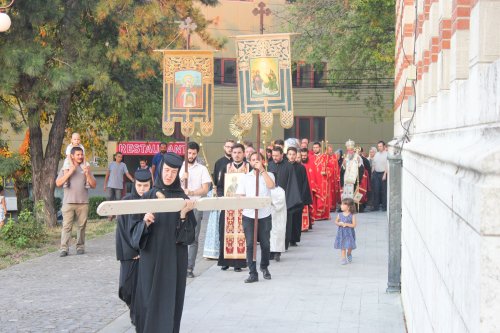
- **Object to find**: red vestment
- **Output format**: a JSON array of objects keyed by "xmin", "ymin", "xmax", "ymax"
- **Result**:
[
  {"xmin": 301, "ymin": 156, "xmax": 316, "ymax": 226},
  {"xmin": 327, "ymin": 154, "xmax": 340, "ymax": 210},
  {"xmin": 358, "ymin": 169, "xmax": 370, "ymax": 204},
  {"xmin": 310, "ymin": 154, "xmax": 332, "ymax": 220}
]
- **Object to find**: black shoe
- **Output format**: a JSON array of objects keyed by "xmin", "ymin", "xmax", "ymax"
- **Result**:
[
  {"xmin": 76, "ymin": 248, "xmax": 84, "ymax": 255},
  {"xmin": 187, "ymin": 270, "xmax": 195, "ymax": 278},
  {"xmin": 221, "ymin": 266, "xmax": 229, "ymax": 271},
  {"xmin": 260, "ymin": 268, "xmax": 271, "ymax": 280},
  {"xmin": 275, "ymin": 253, "xmax": 281, "ymax": 262},
  {"xmin": 59, "ymin": 250, "xmax": 68, "ymax": 257},
  {"xmin": 290, "ymin": 242, "xmax": 298, "ymax": 247},
  {"xmin": 234, "ymin": 267, "xmax": 242, "ymax": 272},
  {"xmin": 244, "ymin": 275, "xmax": 258, "ymax": 283},
  {"xmin": 269, "ymin": 253, "xmax": 275, "ymax": 260}
]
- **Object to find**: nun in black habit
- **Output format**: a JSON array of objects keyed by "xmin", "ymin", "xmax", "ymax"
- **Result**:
[
  {"xmin": 131, "ymin": 153, "xmax": 196, "ymax": 333},
  {"xmin": 115, "ymin": 169, "xmax": 152, "ymax": 324}
]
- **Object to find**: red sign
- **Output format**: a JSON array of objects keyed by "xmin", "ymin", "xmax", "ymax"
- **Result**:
[
  {"xmin": 166, "ymin": 142, "xmax": 186, "ymax": 155},
  {"xmin": 117, "ymin": 141, "xmax": 186, "ymax": 156}
]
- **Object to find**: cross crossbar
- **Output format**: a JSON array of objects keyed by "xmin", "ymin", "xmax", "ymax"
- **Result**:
[{"xmin": 97, "ymin": 197, "xmax": 272, "ymax": 216}]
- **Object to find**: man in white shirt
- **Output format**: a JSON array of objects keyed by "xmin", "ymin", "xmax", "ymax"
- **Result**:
[
  {"xmin": 370, "ymin": 140, "xmax": 388, "ymax": 211},
  {"xmin": 236, "ymin": 152, "xmax": 275, "ymax": 283},
  {"xmin": 180, "ymin": 142, "xmax": 212, "ymax": 278}
]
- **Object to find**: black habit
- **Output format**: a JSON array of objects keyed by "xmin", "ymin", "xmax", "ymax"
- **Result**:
[
  {"xmin": 268, "ymin": 158, "xmax": 302, "ymax": 250},
  {"xmin": 115, "ymin": 192, "xmax": 141, "ymax": 321},
  {"xmin": 212, "ymin": 155, "xmax": 232, "ymax": 197},
  {"xmin": 115, "ymin": 169, "xmax": 152, "ymax": 323},
  {"xmin": 290, "ymin": 162, "xmax": 312, "ymax": 243},
  {"xmin": 131, "ymin": 155, "xmax": 196, "ymax": 333}
]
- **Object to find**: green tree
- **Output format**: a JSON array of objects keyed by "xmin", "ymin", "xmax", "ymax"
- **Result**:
[
  {"xmin": 282, "ymin": 0, "xmax": 395, "ymax": 121},
  {"xmin": 0, "ymin": 0, "xmax": 222, "ymax": 227}
]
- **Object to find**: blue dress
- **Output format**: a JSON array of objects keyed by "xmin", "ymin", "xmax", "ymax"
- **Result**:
[{"xmin": 334, "ymin": 213, "xmax": 356, "ymax": 250}]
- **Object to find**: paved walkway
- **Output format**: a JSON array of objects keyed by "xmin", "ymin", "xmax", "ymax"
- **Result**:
[{"xmin": 0, "ymin": 211, "xmax": 405, "ymax": 333}]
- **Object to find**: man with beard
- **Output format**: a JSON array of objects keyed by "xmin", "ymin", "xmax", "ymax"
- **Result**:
[
  {"xmin": 310, "ymin": 142, "xmax": 333, "ymax": 220},
  {"xmin": 115, "ymin": 169, "xmax": 151, "ymax": 325},
  {"xmin": 286, "ymin": 147, "xmax": 312, "ymax": 246},
  {"xmin": 180, "ymin": 142, "xmax": 211, "ymax": 278},
  {"xmin": 235, "ymin": 152, "xmax": 275, "ymax": 283},
  {"xmin": 56, "ymin": 147, "xmax": 97, "ymax": 257},
  {"xmin": 340, "ymin": 140, "xmax": 365, "ymax": 207},
  {"xmin": 300, "ymin": 148, "xmax": 316, "ymax": 230},
  {"xmin": 213, "ymin": 140, "xmax": 234, "ymax": 197},
  {"xmin": 301, "ymin": 138, "xmax": 314, "ymax": 159},
  {"xmin": 217, "ymin": 143, "xmax": 249, "ymax": 272},
  {"xmin": 151, "ymin": 142, "xmax": 167, "ymax": 182},
  {"xmin": 131, "ymin": 153, "xmax": 196, "ymax": 333},
  {"xmin": 268, "ymin": 146, "xmax": 302, "ymax": 260}
]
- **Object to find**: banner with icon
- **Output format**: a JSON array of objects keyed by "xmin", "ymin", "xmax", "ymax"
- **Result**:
[
  {"xmin": 161, "ymin": 50, "xmax": 214, "ymax": 137},
  {"xmin": 235, "ymin": 33, "xmax": 294, "ymax": 130}
]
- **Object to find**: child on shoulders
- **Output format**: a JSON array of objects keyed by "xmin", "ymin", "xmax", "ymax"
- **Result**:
[{"xmin": 62, "ymin": 132, "xmax": 89, "ymax": 188}]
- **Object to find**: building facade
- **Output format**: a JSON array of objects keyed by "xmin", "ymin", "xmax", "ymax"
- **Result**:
[
  {"xmin": 2, "ymin": 0, "xmax": 394, "ymax": 193},
  {"xmin": 394, "ymin": 0, "xmax": 500, "ymax": 332}
]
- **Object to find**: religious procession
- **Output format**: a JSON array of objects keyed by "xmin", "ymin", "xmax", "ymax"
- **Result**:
[{"xmin": 9, "ymin": 0, "xmax": 490, "ymax": 332}]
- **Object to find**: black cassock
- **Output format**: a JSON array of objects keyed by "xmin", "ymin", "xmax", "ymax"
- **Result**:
[
  {"xmin": 290, "ymin": 162, "xmax": 312, "ymax": 243},
  {"xmin": 212, "ymin": 155, "xmax": 231, "ymax": 197},
  {"xmin": 131, "ymin": 178, "xmax": 196, "ymax": 333},
  {"xmin": 215, "ymin": 160, "xmax": 248, "ymax": 269},
  {"xmin": 268, "ymin": 159, "xmax": 302, "ymax": 250},
  {"xmin": 115, "ymin": 192, "xmax": 142, "ymax": 324}
]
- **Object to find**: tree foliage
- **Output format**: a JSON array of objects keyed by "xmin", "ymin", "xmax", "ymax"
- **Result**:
[
  {"xmin": 281, "ymin": 0, "xmax": 395, "ymax": 122},
  {"xmin": 0, "ymin": 0, "xmax": 222, "ymax": 226}
]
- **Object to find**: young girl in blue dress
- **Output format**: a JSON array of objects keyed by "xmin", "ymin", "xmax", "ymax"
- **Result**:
[{"xmin": 334, "ymin": 198, "xmax": 357, "ymax": 265}]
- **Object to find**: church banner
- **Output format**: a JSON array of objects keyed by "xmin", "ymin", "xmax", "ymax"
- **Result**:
[
  {"xmin": 161, "ymin": 50, "xmax": 214, "ymax": 137},
  {"xmin": 235, "ymin": 33, "xmax": 294, "ymax": 129}
]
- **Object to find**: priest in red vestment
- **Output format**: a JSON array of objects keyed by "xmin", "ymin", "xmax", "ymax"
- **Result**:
[{"xmin": 310, "ymin": 142, "xmax": 332, "ymax": 220}]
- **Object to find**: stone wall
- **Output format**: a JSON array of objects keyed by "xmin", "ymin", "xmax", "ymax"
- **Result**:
[{"xmin": 395, "ymin": 0, "xmax": 500, "ymax": 332}]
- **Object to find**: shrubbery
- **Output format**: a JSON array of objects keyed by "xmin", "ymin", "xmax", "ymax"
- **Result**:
[
  {"xmin": 21, "ymin": 197, "xmax": 62, "ymax": 214},
  {"xmin": 88, "ymin": 196, "xmax": 107, "ymax": 220},
  {"xmin": 1, "ymin": 209, "xmax": 47, "ymax": 248}
]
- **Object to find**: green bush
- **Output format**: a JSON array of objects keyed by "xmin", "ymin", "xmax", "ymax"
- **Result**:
[
  {"xmin": 88, "ymin": 196, "xmax": 107, "ymax": 220},
  {"xmin": 20, "ymin": 198, "xmax": 34, "ymax": 213},
  {"xmin": 20, "ymin": 197, "xmax": 62, "ymax": 213},
  {"xmin": 1, "ymin": 210, "xmax": 47, "ymax": 248}
]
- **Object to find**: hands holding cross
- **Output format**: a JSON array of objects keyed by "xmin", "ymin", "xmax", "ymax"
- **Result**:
[{"xmin": 143, "ymin": 199, "xmax": 195, "ymax": 227}]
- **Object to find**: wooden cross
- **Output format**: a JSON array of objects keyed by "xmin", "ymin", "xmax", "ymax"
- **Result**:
[
  {"xmin": 252, "ymin": 2, "xmax": 271, "ymax": 35},
  {"xmin": 97, "ymin": 197, "xmax": 272, "ymax": 216}
]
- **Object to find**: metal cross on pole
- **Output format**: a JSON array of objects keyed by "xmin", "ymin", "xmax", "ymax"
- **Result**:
[
  {"xmin": 179, "ymin": 17, "xmax": 197, "ymax": 50},
  {"xmin": 178, "ymin": 17, "xmax": 198, "ymax": 187},
  {"xmin": 251, "ymin": 2, "xmax": 272, "ymax": 261},
  {"xmin": 252, "ymin": 2, "xmax": 271, "ymax": 35}
]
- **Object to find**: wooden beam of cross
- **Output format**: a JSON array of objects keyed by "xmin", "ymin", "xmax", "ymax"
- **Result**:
[
  {"xmin": 97, "ymin": 197, "xmax": 272, "ymax": 216},
  {"xmin": 252, "ymin": 2, "xmax": 271, "ymax": 35}
]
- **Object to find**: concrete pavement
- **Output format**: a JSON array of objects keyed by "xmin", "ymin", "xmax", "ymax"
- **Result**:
[
  {"xmin": 100, "ymin": 211, "xmax": 406, "ymax": 333},
  {"xmin": 0, "ymin": 211, "xmax": 405, "ymax": 333}
]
